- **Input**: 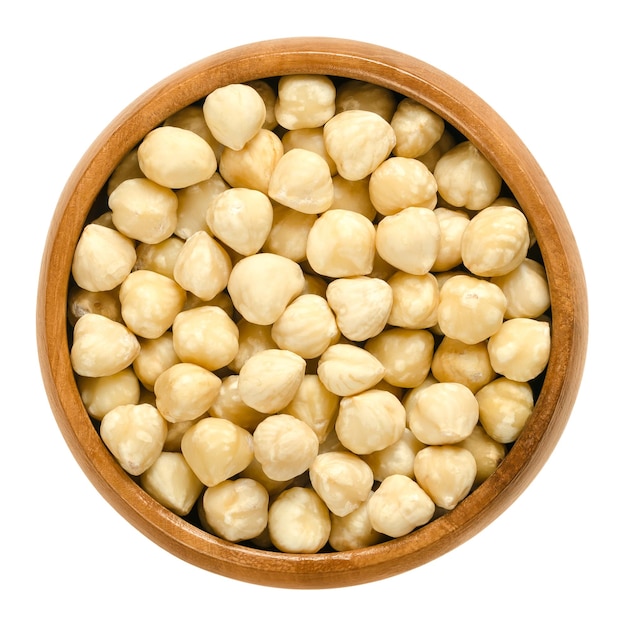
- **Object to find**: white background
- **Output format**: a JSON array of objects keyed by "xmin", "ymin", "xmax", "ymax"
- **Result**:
[{"xmin": 3, "ymin": 1, "xmax": 622, "ymax": 623}]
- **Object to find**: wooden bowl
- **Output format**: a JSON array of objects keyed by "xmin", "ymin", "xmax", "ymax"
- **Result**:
[{"xmin": 37, "ymin": 37, "xmax": 588, "ymax": 589}]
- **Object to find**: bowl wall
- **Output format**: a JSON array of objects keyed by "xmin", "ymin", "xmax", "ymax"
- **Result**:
[{"xmin": 36, "ymin": 37, "xmax": 588, "ymax": 589}]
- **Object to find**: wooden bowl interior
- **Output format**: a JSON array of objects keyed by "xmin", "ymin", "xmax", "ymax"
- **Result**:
[{"xmin": 36, "ymin": 37, "xmax": 588, "ymax": 589}]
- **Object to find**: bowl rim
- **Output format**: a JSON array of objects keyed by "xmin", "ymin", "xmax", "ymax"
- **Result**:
[{"xmin": 36, "ymin": 36, "xmax": 588, "ymax": 589}]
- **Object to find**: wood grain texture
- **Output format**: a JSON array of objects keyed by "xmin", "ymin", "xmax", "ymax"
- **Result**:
[{"xmin": 36, "ymin": 37, "xmax": 588, "ymax": 589}]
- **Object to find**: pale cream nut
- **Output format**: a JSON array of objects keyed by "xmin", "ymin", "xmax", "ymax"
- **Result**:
[
  {"xmin": 163, "ymin": 104, "xmax": 223, "ymax": 160},
  {"xmin": 369, "ymin": 157, "xmax": 438, "ymax": 216},
  {"xmin": 271, "ymin": 294, "xmax": 340, "ymax": 360},
  {"xmin": 140, "ymin": 451, "xmax": 204, "ymax": 516},
  {"xmin": 437, "ymin": 274, "xmax": 507, "ymax": 345},
  {"xmin": 309, "ymin": 451, "xmax": 374, "ymax": 517},
  {"xmin": 132, "ymin": 332, "xmax": 180, "ymax": 392},
  {"xmin": 306, "ymin": 209, "xmax": 376, "ymax": 278},
  {"xmin": 268, "ymin": 487, "xmax": 331, "ymax": 554},
  {"xmin": 209, "ymin": 374, "xmax": 266, "ymax": 432},
  {"xmin": 335, "ymin": 389, "xmax": 406, "ymax": 455},
  {"xmin": 206, "ymin": 187, "xmax": 274, "ymax": 256},
  {"xmin": 375, "ymin": 206, "xmax": 441, "ymax": 274},
  {"xmin": 461, "ymin": 205, "xmax": 530, "ymax": 277},
  {"xmin": 283, "ymin": 374, "xmax": 340, "ymax": 444},
  {"xmin": 335, "ymin": 79, "xmax": 397, "ymax": 122},
  {"xmin": 367, "ymin": 474, "xmax": 435, "ymax": 537},
  {"xmin": 262, "ymin": 204, "xmax": 316, "ymax": 263},
  {"xmin": 137, "ymin": 125, "xmax": 217, "ymax": 189},
  {"xmin": 247, "ymin": 79, "xmax": 278, "ymax": 130},
  {"xmin": 323, "ymin": 109, "xmax": 396, "ymax": 181},
  {"xmin": 475, "ymin": 377, "xmax": 535, "ymax": 443},
  {"xmin": 365, "ymin": 328, "xmax": 434, "ymax": 388},
  {"xmin": 431, "ymin": 207, "xmax": 470, "ymax": 272},
  {"xmin": 433, "ymin": 140, "xmax": 502, "ymax": 211},
  {"xmin": 100, "ymin": 403, "xmax": 168, "ymax": 476},
  {"xmin": 71, "ymin": 223, "xmax": 136, "ymax": 292},
  {"xmin": 228, "ymin": 319, "xmax": 278, "ymax": 374},
  {"xmin": 181, "ymin": 416, "xmax": 254, "ymax": 487},
  {"xmin": 326, "ymin": 276, "xmax": 393, "ymax": 342},
  {"xmin": 363, "ymin": 428, "xmax": 426, "ymax": 482},
  {"xmin": 227, "ymin": 253, "xmax": 305, "ymax": 325},
  {"xmin": 431, "ymin": 336, "xmax": 496, "ymax": 393},
  {"xmin": 413, "ymin": 445, "xmax": 477, "ymax": 510},
  {"xmin": 201, "ymin": 478, "xmax": 269, "ymax": 543},
  {"xmin": 268, "ymin": 148, "xmax": 334, "ymax": 214},
  {"xmin": 317, "ymin": 343, "xmax": 385, "ymax": 397},
  {"xmin": 282, "ymin": 127, "xmax": 337, "ymax": 176},
  {"xmin": 237, "ymin": 349, "xmax": 306, "ymax": 414},
  {"xmin": 174, "ymin": 173, "xmax": 229, "ymax": 240},
  {"xmin": 67, "ymin": 285, "xmax": 122, "ymax": 326},
  {"xmin": 119, "ymin": 269, "xmax": 186, "ymax": 339},
  {"xmin": 390, "ymin": 97, "xmax": 445, "ymax": 158},
  {"xmin": 328, "ymin": 493, "xmax": 385, "ymax": 551},
  {"xmin": 274, "ymin": 74, "xmax": 336, "ymax": 130},
  {"xmin": 218, "ymin": 128, "xmax": 283, "ymax": 194},
  {"xmin": 491, "ymin": 258, "xmax": 551, "ymax": 319},
  {"xmin": 70, "ymin": 313, "xmax": 140, "ymax": 378},
  {"xmin": 154, "ymin": 362, "xmax": 221, "ymax": 423},
  {"xmin": 77, "ymin": 367, "xmax": 140, "ymax": 421},
  {"xmin": 172, "ymin": 305, "xmax": 239, "ymax": 372},
  {"xmin": 134, "ymin": 236, "xmax": 184, "ymax": 280},
  {"xmin": 457, "ymin": 424, "xmax": 507, "ymax": 487},
  {"xmin": 173, "ymin": 230, "xmax": 232, "ymax": 301},
  {"xmin": 406, "ymin": 381, "xmax": 479, "ymax": 445},
  {"xmin": 330, "ymin": 175, "xmax": 377, "ymax": 220},
  {"xmin": 109, "ymin": 177, "xmax": 178, "ymax": 244},
  {"xmin": 253, "ymin": 413, "xmax": 319, "ymax": 481},
  {"xmin": 487, "ymin": 318, "xmax": 551, "ymax": 382},
  {"xmin": 202, "ymin": 83, "xmax": 266, "ymax": 151},
  {"xmin": 386, "ymin": 272, "xmax": 439, "ymax": 330}
]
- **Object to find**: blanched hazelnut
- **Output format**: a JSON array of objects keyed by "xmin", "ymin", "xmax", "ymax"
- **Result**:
[
  {"xmin": 329, "ymin": 493, "xmax": 385, "ymax": 551},
  {"xmin": 461, "ymin": 205, "xmax": 530, "ymax": 277},
  {"xmin": 202, "ymin": 478, "xmax": 269, "ymax": 543},
  {"xmin": 206, "ymin": 187, "xmax": 273, "ymax": 256},
  {"xmin": 181, "ymin": 416, "xmax": 254, "ymax": 487},
  {"xmin": 406, "ymin": 381, "xmax": 479, "ymax": 445},
  {"xmin": 134, "ymin": 236, "xmax": 184, "ymax": 280},
  {"xmin": 154, "ymin": 362, "xmax": 221, "ymax": 423},
  {"xmin": 309, "ymin": 451, "xmax": 374, "ymax": 517},
  {"xmin": 173, "ymin": 231, "xmax": 232, "ymax": 301},
  {"xmin": 140, "ymin": 451, "xmax": 204, "ymax": 516},
  {"xmin": 306, "ymin": 209, "xmax": 376, "ymax": 278},
  {"xmin": 132, "ymin": 332, "xmax": 180, "ymax": 392},
  {"xmin": 271, "ymin": 294, "xmax": 340, "ymax": 359},
  {"xmin": 219, "ymin": 128, "xmax": 283, "ymax": 194},
  {"xmin": 282, "ymin": 127, "xmax": 337, "ymax": 176},
  {"xmin": 367, "ymin": 474, "xmax": 435, "ymax": 537},
  {"xmin": 238, "ymin": 349, "xmax": 306, "ymax": 414},
  {"xmin": 228, "ymin": 319, "xmax": 278, "ymax": 374},
  {"xmin": 335, "ymin": 389, "xmax": 405, "ymax": 455},
  {"xmin": 326, "ymin": 276, "xmax": 393, "ymax": 342},
  {"xmin": 253, "ymin": 413, "xmax": 319, "ymax": 481},
  {"xmin": 109, "ymin": 177, "xmax": 178, "ymax": 244},
  {"xmin": 163, "ymin": 104, "xmax": 223, "ymax": 160},
  {"xmin": 227, "ymin": 253, "xmax": 305, "ymax": 325},
  {"xmin": 67, "ymin": 286, "xmax": 122, "ymax": 326},
  {"xmin": 335, "ymin": 79, "xmax": 397, "ymax": 122},
  {"xmin": 202, "ymin": 83, "xmax": 266, "ymax": 151},
  {"xmin": 119, "ymin": 269, "xmax": 186, "ymax": 339},
  {"xmin": 268, "ymin": 487, "xmax": 331, "ymax": 554},
  {"xmin": 330, "ymin": 175, "xmax": 377, "ymax": 220},
  {"xmin": 70, "ymin": 313, "xmax": 140, "ymax": 378},
  {"xmin": 77, "ymin": 367, "xmax": 141, "ymax": 420},
  {"xmin": 433, "ymin": 140, "xmax": 502, "ymax": 211},
  {"xmin": 376, "ymin": 206, "xmax": 441, "ymax": 275},
  {"xmin": 323, "ymin": 109, "xmax": 396, "ymax": 181},
  {"xmin": 138, "ymin": 125, "xmax": 217, "ymax": 189},
  {"xmin": 413, "ymin": 445, "xmax": 477, "ymax": 510},
  {"xmin": 100, "ymin": 403, "xmax": 168, "ymax": 476},
  {"xmin": 268, "ymin": 148, "xmax": 334, "ymax": 214},
  {"xmin": 475, "ymin": 377, "xmax": 535, "ymax": 443},
  {"xmin": 437, "ymin": 274, "xmax": 507, "ymax": 344},
  {"xmin": 365, "ymin": 328, "xmax": 434, "ymax": 388},
  {"xmin": 369, "ymin": 157, "xmax": 438, "ymax": 216},
  {"xmin": 363, "ymin": 428, "xmax": 426, "ymax": 482},
  {"xmin": 274, "ymin": 74, "xmax": 336, "ymax": 130},
  {"xmin": 457, "ymin": 424, "xmax": 507, "ymax": 487},
  {"xmin": 72, "ymin": 224, "xmax": 136, "ymax": 292},
  {"xmin": 262, "ymin": 204, "xmax": 316, "ymax": 262},
  {"xmin": 391, "ymin": 97, "xmax": 445, "ymax": 158},
  {"xmin": 431, "ymin": 207, "xmax": 470, "ymax": 272},
  {"xmin": 317, "ymin": 343, "xmax": 385, "ymax": 397},
  {"xmin": 487, "ymin": 318, "xmax": 551, "ymax": 382},
  {"xmin": 386, "ymin": 272, "xmax": 439, "ymax": 330},
  {"xmin": 172, "ymin": 305, "xmax": 239, "ymax": 372}
]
